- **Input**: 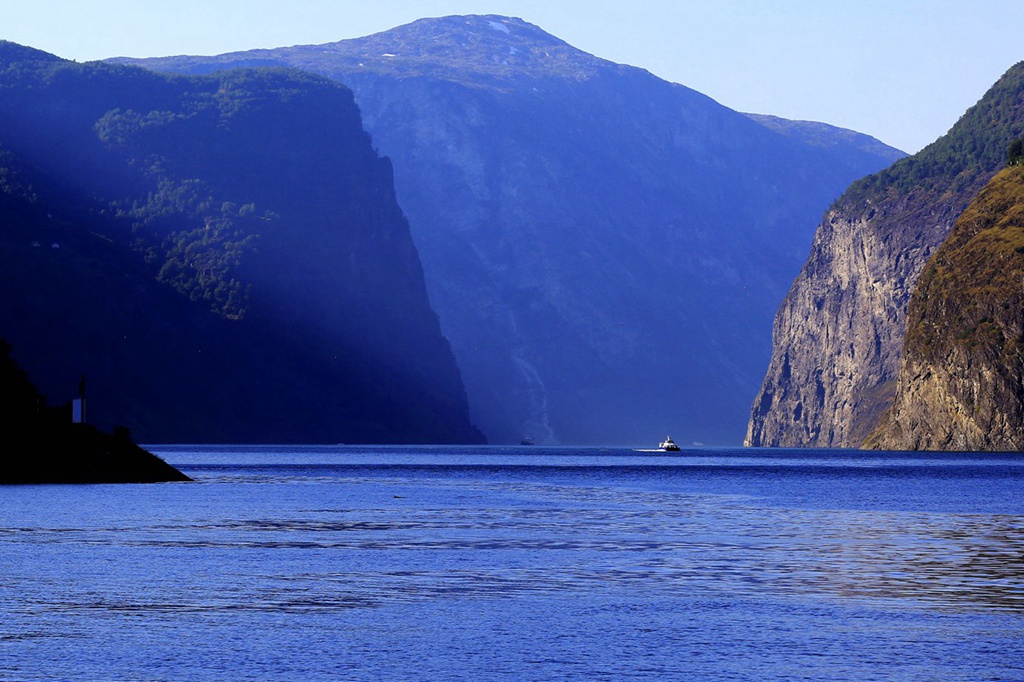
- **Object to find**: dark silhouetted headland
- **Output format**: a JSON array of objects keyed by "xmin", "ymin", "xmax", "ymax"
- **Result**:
[{"xmin": 1, "ymin": 339, "xmax": 190, "ymax": 483}]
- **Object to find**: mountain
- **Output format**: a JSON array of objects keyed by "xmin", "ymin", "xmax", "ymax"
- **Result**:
[
  {"xmin": 746, "ymin": 62, "xmax": 1024, "ymax": 448},
  {"xmin": 866, "ymin": 164, "xmax": 1024, "ymax": 450},
  {"xmin": 114, "ymin": 15, "xmax": 904, "ymax": 445},
  {"xmin": 0, "ymin": 41, "xmax": 483, "ymax": 444}
]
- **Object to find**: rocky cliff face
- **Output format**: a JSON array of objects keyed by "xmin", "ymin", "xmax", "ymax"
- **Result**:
[
  {"xmin": 0, "ymin": 42, "xmax": 482, "ymax": 444},
  {"xmin": 867, "ymin": 166, "xmax": 1024, "ymax": 450},
  {"xmin": 118, "ymin": 16, "xmax": 903, "ymax": 445},
  {"xmin": 746, "ymin": 62, "xmax": 1024, "ymax": 448}
]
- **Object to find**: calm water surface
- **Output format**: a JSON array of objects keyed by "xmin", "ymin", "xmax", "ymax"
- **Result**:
[{"xmin": 2, "ymin": 446, "xmax": 1023, "ymax": 681}]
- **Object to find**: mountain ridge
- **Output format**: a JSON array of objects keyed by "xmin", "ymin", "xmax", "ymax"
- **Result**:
[
  {"xmin": 119, "ymin": 16, "xmax": 624, "ymax": 85},
  {"xmin": 111, "ymin": 16, "xmax": 904, "ymax": 445}
]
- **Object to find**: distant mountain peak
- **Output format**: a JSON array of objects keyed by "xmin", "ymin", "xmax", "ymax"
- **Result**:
[
  {"xmin": 104, "ymin": 15, "xmax": 625, "ymax": 87},
  {"xmin": 345, "ymin": 14, "xmax": 572, "ymax": 52},
  {"xmin": 269, "ymin": 14, "xmax": 612, "ymax": 85}
]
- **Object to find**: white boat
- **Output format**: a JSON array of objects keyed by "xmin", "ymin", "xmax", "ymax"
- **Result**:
[{"xmin": 659, "ymin": 436, "xmax": 680, "ymax": 452}]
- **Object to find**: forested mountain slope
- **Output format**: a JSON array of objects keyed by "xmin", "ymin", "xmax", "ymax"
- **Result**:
[{"xmin": 0, "ymin": 41, "xmax": 482, "ymax": 444}]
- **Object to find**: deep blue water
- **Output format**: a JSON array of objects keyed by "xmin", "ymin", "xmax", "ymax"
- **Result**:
[{"xmin": 2, "ymin": 446, "xmax": 1023, "ymax": 681}]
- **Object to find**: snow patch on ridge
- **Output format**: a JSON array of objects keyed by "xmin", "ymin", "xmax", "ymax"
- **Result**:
[{"xmin": 488, "ymin": 20, "xmax": 510, "ymax": 34}]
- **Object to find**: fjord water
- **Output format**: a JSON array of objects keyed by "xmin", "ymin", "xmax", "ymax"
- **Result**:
[{"xmin": 2, "ymin": 447, "xmax": 1023, "ymax": 681}]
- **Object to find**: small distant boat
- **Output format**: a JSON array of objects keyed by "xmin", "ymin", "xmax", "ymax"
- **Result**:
[
  {"xmin": 520, "ymin": 436, "xmax": 535, "ymax": 446},
  {"xmin": 658, "ymin": 436, "xmax": 680, "ymax": 452}
]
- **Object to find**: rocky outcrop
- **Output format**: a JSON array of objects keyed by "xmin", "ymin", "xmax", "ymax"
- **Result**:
[
  {"xmin": 744, "ymin": 195, "xmax": 969, "ymax": 447},
  {"xmin": 867, "ymin": 166, "xmax": 1024, "ymax": 450},
  {"xmin": 116, "ymin": 16, "xmax": 904, "ymax": 445},
  {"xmin": 746, "ymin": 62, "xmax": 1024, "ymax": 448}
]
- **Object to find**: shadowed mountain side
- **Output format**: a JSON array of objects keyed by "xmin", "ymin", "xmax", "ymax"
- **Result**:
[
  {"xmin": 116, "ymin": 15, "xmax": 904, "ymax": 445},
  {"xmin": 747, "ymin": 61, "xmax": 1024, "ymax": 448},
  {"xmin": 0, "ymin": 42, "xmax": 482, "ymax": 444}
]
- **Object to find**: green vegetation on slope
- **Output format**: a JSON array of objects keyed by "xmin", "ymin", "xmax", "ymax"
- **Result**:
[
  {"xmin": 867, "ymin": 162, "xmax": 1024, "ymax": 450},
  {"xmin": 842, "ymin": 62, "xmax": 1024, "ymax": 211},
  {"xmin": 904, "ymin": 164, "xmax": 1024, "ymax": 367},
  {"xmin": 0, "ymin": 42, "xmax": 482, "ymax": 444}
]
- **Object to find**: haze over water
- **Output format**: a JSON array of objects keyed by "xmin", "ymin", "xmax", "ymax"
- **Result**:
[{"xmin": 3, "ymin": 446, "xmax": 1023, "ymax": 680}]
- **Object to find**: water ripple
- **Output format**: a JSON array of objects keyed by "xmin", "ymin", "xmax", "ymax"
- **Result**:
[
  {"xmin": 3, "ymin": 453, "xmax": 1024, "ymax": 682},
  {"xmin": 5, "ymin": 495, "xmax": 1023, "ymax": 613}
]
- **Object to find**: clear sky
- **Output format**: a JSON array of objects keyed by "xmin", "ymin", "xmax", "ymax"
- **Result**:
[{"xmin": 3, "ymin": 0, "xmax": 1022, "ymax": 153}]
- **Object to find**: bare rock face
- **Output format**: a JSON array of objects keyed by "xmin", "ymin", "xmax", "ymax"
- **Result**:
[
  {"xmin": 746, "ymin": 62, "xmax": 1024, "ymax": 448},
  {"xmin": 745, "ymin": 198, "xmax": 966, "ymax": 447},
  {"xmin": 867, "ymin": 166, "xmax": 1024, "ymax": 451}
]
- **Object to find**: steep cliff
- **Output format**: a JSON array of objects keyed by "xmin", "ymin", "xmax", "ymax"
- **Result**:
[
  {"xmin": 116, "ymin": 15, "xmax": 903, "ymax": 445},
  {"xmin": 0, "ymin": 42, "xmax": 482, "ymax": 444},
  {"xmin": 746, "ymin": 62, "xmax": 1024, "ymax": 448},
  {"xmin": 867, "ymin": 165, "xmax": 1024, "ymax": 450}
]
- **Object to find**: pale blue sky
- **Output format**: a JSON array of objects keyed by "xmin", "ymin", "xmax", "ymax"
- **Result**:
[{"xmin": 3, "ymin": 0, "xmax": 1022, "ymax": 153}]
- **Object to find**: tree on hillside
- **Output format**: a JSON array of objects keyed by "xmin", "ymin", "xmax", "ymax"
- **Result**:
[{"xmin": 1008, "ymin": 138, "xmax": 1024, "ymax": 166}]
